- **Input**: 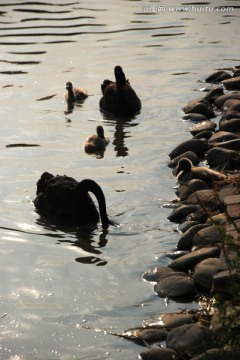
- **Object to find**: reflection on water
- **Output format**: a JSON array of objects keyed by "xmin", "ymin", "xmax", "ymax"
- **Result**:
[
  {"xmin": 35, "ymin": 215, "xmax": 109, "ymax": 264},
  {"xmin": 102, "ymin": 112, "xmax": 139, "ymax": 157}
]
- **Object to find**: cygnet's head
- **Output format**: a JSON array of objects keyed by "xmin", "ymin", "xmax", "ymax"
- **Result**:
[
  {"xmin": 96, "ymin": 125, "xmax": 104, "ymax": 138},
  {"xmin": 66, "ymin": 81, "xmax": 73, "ymax": 90},
  {"xmin": 176, "ymin": 158, "xmax": 193, "ymax": 175}
]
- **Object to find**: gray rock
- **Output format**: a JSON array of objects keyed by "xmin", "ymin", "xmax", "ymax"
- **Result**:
[
  {"xmin": 169, "ymin": 138, "xmax": 208, "ymax": 159},
  {"xmin": 191, "ymin": 348, "xmax": 239, "ymax": 360},
  {"xmin": 178, "ymin": 224, "xmax": 210, "ymax": 251},
  {"xmin": 182, "ymin": 113, "xmax": 208, "ymax": 122},
  {"xmin": 178, "ymin": 220, "xmax": 199, "ymax": 233},
  {"xmin": 167, "ymin": 204, "xmax": 200, "ymax": 223},
  {"xmin": 122, "ymin": 327, "xmax": 167, "ymax": 345},
  {"xmin": 168, "ymin": 151, "xmax": 200, "ymax": 168},
  {"xmin": 166, "ymin": 323, "xmax": 213, "ymax": 356},
  {"xmin": 208, "ymin": 131, "xmax": 239, "ymax": 146},
  {"xmin": 214, "ymin": 93, "xmax": 240, "ymax": 110},
  {"xmin": 207, "ymin": 138, "xmax": 240, "ymax": 151},
  {"xmin": 169, "ymin": 246, "xmax": 220, "ymax": 271},
  {"xmin": 207, "ymin": 147, "xmax": 240, "ymax": 169},
  {"xmin": 143, "ymin": 266, "xmax": 174, "ymax": 282},
  {"xmin": 192, "ymin": 226, "xmax": 221, "ymax": 247},
  {"xmin": 183, "ymin": 98, "xmax": 215, "ymax": 118},
  {"xmin": 139, "ymin": 348, "xmax": 176, "ymax": 360},
  {"xmin": 154, "ymin": 275, "xmax": 196, "ymax": 300},
  {"xmin": 190, "ymin": 120, "xmax": 217, "ymax": 136},
  {"xmin": 222, "ymin": 99, "xmax": 240, "ymax": 113},
  {"xmin": 193, "ymin": 258, "xmax": 220, "ymax": 290},
  {"xmin": 166, "ymin": 250, "xmax": 189, "ymax": 259},
  {"xmin": 137, "ymin": 328, "xmax": 167, "ymax": 343},
  {"xmin": 222, "ymin": 76, "xmax": 240, "ymax": 91},
  {"xmin": 204, "ymin": 86, "xmax": 224, "ymax": 104},
  {"xmin": 219, "ymin": 117, "xmax": 240, "ymax": 133},
  {"xmin": 185, "ymin": 189, "xmax": 221, "ymax": 211},
  {"xmin": 205, "ymin": 71, "xmax": 232, "ymax": 84},
  {"xmin": 142, "ymin": 266, "xmax": 185, "ymax": 283},
  {"xmin": 193, "ymin": 130, "xmax": 213, "ymax": 140},
  {"xmin": 207, "ymin": 213, "xmax": 227, "ymax": 226},
  {"xmin": 176, "ymin": 179, "xmax": 209, "ymax": 201},
  {"xmin": 142, "ymin": 312, "xmax": 198, "ymax": 330}
]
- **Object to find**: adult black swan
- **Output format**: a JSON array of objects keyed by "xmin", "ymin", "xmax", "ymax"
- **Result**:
[
  {"xmin": 34, "ymin": 172, "xmax": 113, "ymax": 228},
  {"xmin": 99, "ymin": 66, "xmax": 141, "ymax": 116}
]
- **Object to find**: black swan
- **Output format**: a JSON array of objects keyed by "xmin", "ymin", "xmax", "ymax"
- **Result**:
[
  {"xmin": 175, "ymin": 158, "xmax": 226, "ymax": 186},
  {"xmin": 84, "ymin": 125, "xmax": 109, "ymax": 154},
  {"xmin": 65, "ymin": 81, "xmax": 88, "ymax": 102},
  {"xmin": 34, "ymin": 172, "xmax": 113, "ymax": 228},
  {"xmin": 99, "ymin": 66, "xmax": 141, "ymax": 116}
]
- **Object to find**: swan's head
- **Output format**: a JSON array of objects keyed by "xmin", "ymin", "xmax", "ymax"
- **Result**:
[
  {"xmin": 114, "ymin": 66, "xmax": 126, "ymax": 87},
  {"xmin": 96, "ymin": 125, "xmax": 104, "ymax": 138},
  {"xmin": 66, "ymin": 81, "xmax": 73, "ymax": 90},
  {"xmin": 176, "ymin": 158, "xmax": 193, "ymax": 175}
]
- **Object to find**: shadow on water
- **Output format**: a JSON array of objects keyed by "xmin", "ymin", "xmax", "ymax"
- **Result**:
[
  {"xmin": 35, "ymin": 215, "xmax": 109, "ymax": 266},
  {"xmin": 101, "ymin": 110, "xmax": 140, "ymax": 157},
  {"xmin": 64, "ymin": 99, "xmax": 86, "ymax": 115}
]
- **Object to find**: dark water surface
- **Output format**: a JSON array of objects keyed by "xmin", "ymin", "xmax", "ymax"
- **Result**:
[{"xmin": 0, "ymin": 1, "xmax": 239, "ymax": 359}]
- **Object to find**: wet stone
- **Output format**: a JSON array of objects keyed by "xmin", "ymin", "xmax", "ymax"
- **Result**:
[
  {"xmin": 122, "ymin": 327, "xmax": 167, "ymax": 345},
  {"xmin": 205, "ymin": 70, "xmax": 232, "ymax": 84},
  {"xmin": 192, "ymin": 258, "xmax": 220, "ymax": 290},
  {"xmin": 166, "ymin": 323, "xmax": 213, "ymax": 356},
  {"xmin": 204, "ymin": 86, "xmax": 224, "ymax": 104},
  {"xmin": 167, "ymin": 204, "xmax": 200, "ymax": 223},
  {"xmin": 182, "ymin": 113, "xmax": 208, "ymax": 122},
  {"xmin": 166, "ymin": 250, "xmax": 189, "ymax": 259},
  {"xmin": 193, "ymin": 130, "xmax": 213, "ymax": 140},
  {"xmin": 142, "ymin": 266, "xmax": 186, "ymax": 283},
  {"xmin": 169, "ymin": 246, "xmax": 220, "ymax": 271},
  {"xmin": 178, "ymin": 220, "xmax": 199, "ymax": 233},
  {"xmin": 208, "ymin": 130, "xmax": 239, "ymax": 146},
  {"xmin": 219, "ymin": 117, "xmax": 240, "ymax": 133},
  {"xmin": 139, "ymin": 347, "xmax": 177, "ymax": 360},
  {"xmin": 223, "ymin": 98, "xmax": 240, "ymax": 112},
  {"xmin": 206, "ymin": 147, "xmax": 240, "ymax": 169},
  {"xmin": 168, "ymin": 150, "xmax": 200, "ymax": 168},
  {"xmin": 189, "ymin": 120, "xmax": 217, "ymax": 136},
  {"xmin": 142, "ymin": 266, "xmax": 174, "ymax": 282},
  {"xmin": 214, "ymin": 138, "xmax": 240, "ymax": 151},
  {"xmin": 154, "ymin": 275, "xmax": 196, "ymax": 300},
  {"xmin": 137, "ymin": 328, "xmax": 167, "ymax": 344},
  {"xmin": 222, "ymin": 76, "xmax": 240, "ymax": 91},
  {"xmin": 183, "ymin": 98, "xmax": 215, "ymax": 118},
  {"xmin": 176, "ymin": 179, "xmax": 209, "ymax": 202},
  {"xmin": 177, "ymin": 224, "xmax": 210, "ymax": 251},
  {"xmin": 142, "ymin": 312, "xmax": 198, "ymax": 330},
  {"xmin": 168, "ymin": 138, "xmax": 208, "ymax": 160},
  {"xmin": 214, "ymin": 92, "xmax": 240, "ymax": 110}
]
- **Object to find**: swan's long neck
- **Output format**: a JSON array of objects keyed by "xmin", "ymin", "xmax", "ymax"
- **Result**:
[
  {"xmin": 115, "ymin": 66, "xmax": 127, "ymax": 89},
  {"xmin": 68, "ymin": 88, "xmax": 76, "ymax": 102},
  {"xmin": 77, "ymin": 179, "xmax": 110, "ymax": 228}
]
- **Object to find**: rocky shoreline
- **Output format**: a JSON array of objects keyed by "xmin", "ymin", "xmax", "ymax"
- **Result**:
[{"xmin": 123, "ymin": 67, "xmax": 240, "ymax": 359}]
